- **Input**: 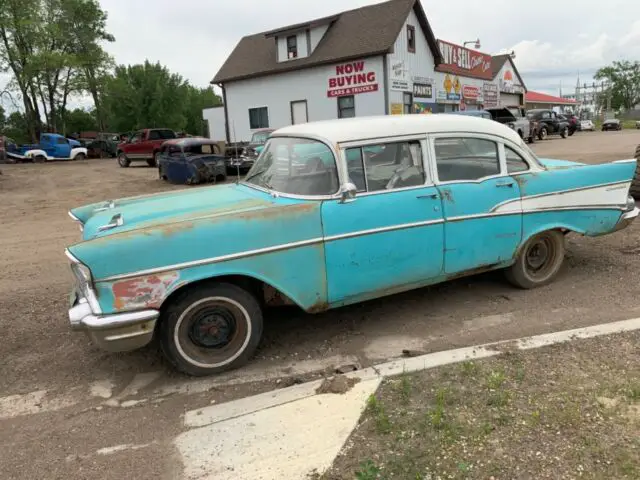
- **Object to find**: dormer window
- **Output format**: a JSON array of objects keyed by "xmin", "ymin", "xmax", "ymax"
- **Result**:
[{"xmin": 287, "ymin": 35, "xmax": 298, "ymax": 59}]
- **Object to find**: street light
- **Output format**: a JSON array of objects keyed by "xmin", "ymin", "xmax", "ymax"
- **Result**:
[{"xmin": 463, "ymin": 38, "xmax": 481, "ymax": 49}]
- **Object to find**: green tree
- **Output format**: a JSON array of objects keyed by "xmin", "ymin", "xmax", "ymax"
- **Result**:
[
  {"xmin": 595, "ymin": 60, "xmax": 640, "ymax": 111},
  {"xmin": 4, "ymin": 111, "xmax": 29, "ymax": 143},
  {"xmin": 182, "ymin": 85, "xmax": 222, "ymax": 136},
  {"xmin": 59, "ymin": 107, "xmax": 98, "ymax": 134}
]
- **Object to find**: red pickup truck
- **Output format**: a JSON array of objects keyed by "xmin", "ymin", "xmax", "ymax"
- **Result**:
[{"xmin": 117, "ymin": 128, "xmax": 177, "ymax": 167}]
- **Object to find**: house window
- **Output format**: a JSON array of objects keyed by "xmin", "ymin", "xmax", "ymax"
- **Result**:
[
  {"xmin": 287, "ymin": 35, "xmax": 298, "ymax": 59},
  {"xmin": 249, "ymin": 107, "xmax": 269, "ymax": 129},
  {"xmin": 403, "ymin": 92, "xmax": 413, "ymax": 114},
  {"xmin": 338, "ymin": 96, "xmax": 355, "ymax": 118},
  {"xmin": 407, "ymin": 25, "xmax": 416, "ymax": 53}
]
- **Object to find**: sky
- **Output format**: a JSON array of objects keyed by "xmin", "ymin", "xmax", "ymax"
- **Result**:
[{"xmin": 3, "ymin": 0, "xmax": 640, "ymax": 111}]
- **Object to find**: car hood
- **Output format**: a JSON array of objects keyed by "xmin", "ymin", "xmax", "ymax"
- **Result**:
[
  {"xmin": 537, "ymin": 158, "xmax": 586, "ymax": 169},
  {"xmin": 71, "ymin": 183, "xmax": 275, "ymax": 240}
]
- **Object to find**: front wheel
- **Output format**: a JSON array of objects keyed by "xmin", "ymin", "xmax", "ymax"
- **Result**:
[
  {"xmin": 505, "ymin": 231, "xmax": 565, "ymax": 289},
  {"xmin": 560, "ymin": 126, "xmax": 568, "ymax": 138},
  {"xmin": 159, "ymin": 283, "xmax": 263, "ymax": 376},
  {"xmin": 538, "ymin": 127, "xmax": 548, "ymax": 140},
  {"xmin": 117, "ymin": 152, "xmax": 130, "ymax": 168},
  {"xmin": 74, "ymin": 153, "xmax": 86, "ymax": 161}
]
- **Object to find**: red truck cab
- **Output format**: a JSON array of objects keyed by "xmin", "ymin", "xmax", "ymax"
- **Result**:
[{"xmin": 117, "ymin": 128, "xmax": 177, "ymax": 167}]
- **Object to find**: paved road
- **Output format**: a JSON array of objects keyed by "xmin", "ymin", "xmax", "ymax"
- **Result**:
[{"xmin": 1, "ymin": 130, "xmax": 639, "ymax": 479}]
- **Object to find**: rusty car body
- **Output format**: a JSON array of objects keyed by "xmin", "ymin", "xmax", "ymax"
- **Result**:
[
  {"xmin": 158, "ymin": 137, "xmax": 227, "ymax": 185},
  {"xmin": 65, "ymin": 115, "xmax": 638, "ymax": 376}
]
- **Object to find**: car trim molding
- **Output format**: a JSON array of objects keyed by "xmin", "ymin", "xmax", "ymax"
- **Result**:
[{"xmin": 96, "ymin": 201, "xmax": 627, "ymax": 283}]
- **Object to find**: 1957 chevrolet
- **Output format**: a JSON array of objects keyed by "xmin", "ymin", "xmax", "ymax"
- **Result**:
[{"xmin": 66, "ymin": 115, "xmax": 638, "ymax": 376}]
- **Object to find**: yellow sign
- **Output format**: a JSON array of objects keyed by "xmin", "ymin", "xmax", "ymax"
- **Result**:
[{"xmin": 390, "ymin": 103, "xmax": 403, "ymax": 115}]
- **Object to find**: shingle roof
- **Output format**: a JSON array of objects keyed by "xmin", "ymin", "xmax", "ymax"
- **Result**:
[{"xmin": 212, "ymin": 0, "xmax": 441, "ymax": 84}]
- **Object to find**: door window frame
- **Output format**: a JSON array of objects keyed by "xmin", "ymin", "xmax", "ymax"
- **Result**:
[{"xmin": 338, "ymin": 134, "xmax": 435, "ymax": 197}]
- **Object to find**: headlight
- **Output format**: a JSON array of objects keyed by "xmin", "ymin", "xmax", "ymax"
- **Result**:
[
  {"xmin": 626, "ymin": 196, "xmax": 636, "ymax": 211},
  {"xmin": 508, "ymin": 123, "xmax": 515, "ymax": 129}
]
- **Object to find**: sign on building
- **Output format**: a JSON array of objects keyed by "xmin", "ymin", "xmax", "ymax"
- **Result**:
[
  {"xmin": 435, "ymin": 40, "xmax": 492, "ymax": 80},
  {"xmin": 482, "ymin": 83, "xmax": 499, "ymax": 108},
  {"xmin": 327, "ymin": 60, "xmax": 379, "ymax": 97}
]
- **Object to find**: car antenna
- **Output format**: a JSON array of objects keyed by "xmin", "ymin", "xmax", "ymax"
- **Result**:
[{"xmin": 231, "ymin": 120, "xmax": 240, "ymax": 183}]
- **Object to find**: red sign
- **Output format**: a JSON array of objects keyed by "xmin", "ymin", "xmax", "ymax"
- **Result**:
[
  {"xmin": 462, "ymin": 85, "xmax": 480, "ymax": 99},
  {"xmin": 327, "ymin": 61, "xmax": 379, "ymax": 97},
  {"xmin": 435, "ymin": 40, "xmax": 492, "ymax": 80}
]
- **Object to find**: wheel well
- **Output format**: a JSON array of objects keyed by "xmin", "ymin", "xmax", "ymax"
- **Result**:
[{"xmin": 159, "ymin": 275, "xmax": 295, "ymax": 316}]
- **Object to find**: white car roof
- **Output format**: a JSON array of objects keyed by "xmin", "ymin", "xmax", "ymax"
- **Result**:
[{"xmin": 272, "ymin": 114, "xmax": 523, "ymax": 145}]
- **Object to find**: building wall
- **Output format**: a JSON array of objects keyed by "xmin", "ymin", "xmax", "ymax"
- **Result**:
[
  {"xmin": 224, "ymin": 56, "xmax": 386, "ymax": 141},
  {"xmin": 386, "ymin": 7, "xmax": 436, "ymax": 113},
  {"xmin": 495, "ymin": 59, "xmax": 525, "ymax": 107},
  {"xmin": 202, "ymin": 106, "xmax": 226, "ymax": 141}
]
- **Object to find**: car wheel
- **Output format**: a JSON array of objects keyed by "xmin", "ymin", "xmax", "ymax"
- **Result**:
[
  {"xmin": 117, "ymin": 152, "xmax": 130, "ymax": 168},
  {"xmin": 74, "ymin": 153, "xmax": 86, "ymax": 161},
  {"xmin": 147, "ymin": 152, "xmax": 159, "ymax": 167},
  {"xmin": 630, "ymin": 145, "xmax": 640, "ymax": 200},
  {"xmin": 528, "ymin": 135, "xmax": 536, "ymax": 144},
  {"xmin": 505, "ymin": 230, "xmax": 565, "ymax": 289},
  {"xmin": 34, "ymin": 155, "xmax": 46, "ymax": 163},
  {"xmin": 560, "ymin": 126, "xmax": 568, "ymax": 138},
  {"xmin": 159, "ymin": 282, "xmax": 263, "ymax": 376},
  {"xmin": 538, "ymin": 127, "xmax": 548, "ymax": 140}
]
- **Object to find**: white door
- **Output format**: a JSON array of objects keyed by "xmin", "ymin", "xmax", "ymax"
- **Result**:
[{"xmin": 291, "ymin": 101, "xmax": 308, "ymax": 124}]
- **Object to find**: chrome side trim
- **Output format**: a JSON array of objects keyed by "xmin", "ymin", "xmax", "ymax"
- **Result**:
[
  {"xmin": 324, "ymin": 219, "xmax": 444, "ymax": 242},
  {"xmin": 68, "ymin": 210, "xmax": 81, "ymax": 222},
  {"xmin": 95, "ymin": 204, "xmax": 629, "ymax": 283},
  {"xmin": 489, "ymin": 180, "xmax": 632, "ymax": 213},
  {"xmin": 99, "ymin": 236, "xmax": 326, "ymax": 282}
]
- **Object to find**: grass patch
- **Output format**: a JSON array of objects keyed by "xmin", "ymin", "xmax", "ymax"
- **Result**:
[{"xmin": 322, "ymin": 331, "xmax": 640, "ymax": 480}]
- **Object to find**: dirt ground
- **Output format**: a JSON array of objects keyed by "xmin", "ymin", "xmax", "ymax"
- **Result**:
[
  {"xmin": 1, "ymin": 129, "xmax": 639, "ymax": 479},
  {"xmin": 323, "ymin": 331, "xmax": 640, "ymax": 480}
]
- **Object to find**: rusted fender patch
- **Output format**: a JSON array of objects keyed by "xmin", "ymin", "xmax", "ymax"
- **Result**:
[{"xmin": 112, "ymin": 272, "xmax": 180, "ymax": 310}]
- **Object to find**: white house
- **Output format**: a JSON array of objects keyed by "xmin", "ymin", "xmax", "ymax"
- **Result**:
[{"xmin": 211, "ymin": 0, "xmax": 518, "ymax": 142}]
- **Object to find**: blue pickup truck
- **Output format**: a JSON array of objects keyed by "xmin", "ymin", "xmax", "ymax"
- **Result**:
[{"xmin": 7, "ymin": 133, "xmax": 88, "ymax": 162}]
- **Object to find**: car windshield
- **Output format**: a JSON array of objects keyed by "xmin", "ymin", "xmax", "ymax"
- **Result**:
[{"xmin": 244, "ymin": 137, "xmax": 339, "ymax": 196}]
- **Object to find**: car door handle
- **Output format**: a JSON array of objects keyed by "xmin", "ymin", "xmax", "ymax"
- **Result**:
[
  {"xmin": 417, "ymin": 193, "xmax": 439, "ymax": 199},
  {"xmin": 496, "ymin": 181, "xmax": 514, "ymax": 188}
]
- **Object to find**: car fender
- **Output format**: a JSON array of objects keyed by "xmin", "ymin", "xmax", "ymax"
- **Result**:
[
  {"xmin": 71, "ymin": 147, "xmax": 88, "ymax": 159},
  {"xmin": 23, "ymin": 149, "xmax": 49, "ymax": 159}
]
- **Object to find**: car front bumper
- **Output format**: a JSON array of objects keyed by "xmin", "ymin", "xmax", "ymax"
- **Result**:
[
  {"xmin": 68, "ymin": 289, "xmax": 158, "ymax": 352},
  {"xmin": 614, "ymin": 206, "xmax": 639, "ymax": 232}
]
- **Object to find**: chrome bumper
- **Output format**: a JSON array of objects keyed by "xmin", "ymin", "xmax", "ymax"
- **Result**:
[
  {"xmin": 69, "ymin": 292, "xmax": 158, "ymax": 353},
  {"xmin": 614, "ymin": 206, "xmax": 639, "ymax": 232}
]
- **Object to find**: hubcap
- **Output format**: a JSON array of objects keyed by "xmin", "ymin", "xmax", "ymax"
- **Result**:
[
  {"xmin": 189, "ymin": 307, "xmax": 236, "ymax": 348},
  {"xmin": 524, "ymin": 236, "xmax": 556, "ymax": 279}
]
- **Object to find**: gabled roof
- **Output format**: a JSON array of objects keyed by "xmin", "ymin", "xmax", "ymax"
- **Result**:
[
  {"xmin": 491, "ymin": 54, "xmax": 527, "ymax": 91},
  {"xmin": 212, "ymin": 0, "xmax": 441, "ymax": 84},
  {"xmin": 525, "ymin": 91, "xmax": 577, "ymax": 105}
]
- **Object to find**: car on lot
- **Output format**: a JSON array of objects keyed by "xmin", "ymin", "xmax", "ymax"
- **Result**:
[
  {"xmin": 526, "ymin": 109, "xmax": 571, "ymax": 140},
  {"xmin": 602, "ymin": 119, "xmax": 622, "ymax": 131},
  {"xmin": 158, "ymin": 137, "xmax": 227, "ymax": 185},
  {"xmin": 8, "ymin": 133, "xmax": 87, "ymax": 162},
  {"xmin": 580, "ymin": 120, "xmax": 595, "ymax": 131},
  {"xmin": 485, "ymin": 107, "xmax": 534, "ymax": 143},
  {"xmin": 116, "ymin": 128, "xmax": 177, "ymax": 167},
  {"xmin": 65, "ymin": 115, "xmax": 638, "ymax": 376},
  {"xmin": 87, "ymin": 133, "xmax": 121, "ymax": 158},
  {"xmin": 0, "ymin": 136, "xmax": 18, "ymax": 162},
  {"xmin": 558, "ymin": 113, "xmax": 579, "ymax": 135}
]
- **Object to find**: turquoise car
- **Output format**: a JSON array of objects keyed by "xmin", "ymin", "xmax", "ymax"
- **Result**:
[{"xmin": 66, "ymin": 115, "xmax": 638, "ymax": 376}]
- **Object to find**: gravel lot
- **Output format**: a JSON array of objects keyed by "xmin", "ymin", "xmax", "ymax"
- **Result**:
[{"xmin": 1, "ymin": 129, "xmax": 639, "ymax": 479}]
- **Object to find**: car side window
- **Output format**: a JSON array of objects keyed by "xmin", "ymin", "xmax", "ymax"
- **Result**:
[
  {"xmin": 148, "ymin": 130, "xmax": 160, "ymax": 140},
  {"xmin": 345, "ymin": 140, "xmax": 425, "ymax": 192},
  {"xmin": 505, "ymin": 146, "xmax": 530, "ymax": 173},
  {"xmin": 434, "ymin": 137, "xmax": 500, "ymax": 182},
  {"xmin": 130, "ymin": 133, "xmax": 142, "ymax": 143}
]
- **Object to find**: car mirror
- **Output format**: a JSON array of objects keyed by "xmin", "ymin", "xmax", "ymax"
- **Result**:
[{"xmin": 338, "ymin": 182, "xmax": 357, "ymax": 204}]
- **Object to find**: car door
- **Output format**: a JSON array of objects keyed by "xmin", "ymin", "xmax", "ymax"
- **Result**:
[
  {"xmin": 56, "ymin": 137, "xmax": 71, "ymax": 159},
  {"xmin": 126, "ymin": 131, "xmax": 144, "ymax": 158},
  {"xmin": 321, "ymin": 137, "xmax": 445, "ymax": 306},
  {"xmin": 430, "ymin": 134, "xmax": 523, "ymax": 275}
]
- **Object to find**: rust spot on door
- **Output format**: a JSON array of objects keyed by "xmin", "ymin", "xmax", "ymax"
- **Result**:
[{"xmin": 440, "ymin": 188, "xmax": 455, "ymax": 203}]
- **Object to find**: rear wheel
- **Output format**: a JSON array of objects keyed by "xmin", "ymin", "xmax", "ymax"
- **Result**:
[
  {"xmin": 117, "ymin": 152, "xmax": 130, "ymax": 168},
  {"xmin": 506, "ymin": 231, "xmax": 565, "ymax": 289},
  {"xmin": 630, "ymin": 145, "xmax": 640, "ymax": 199},
  {"xmin": 538, "ymin": 126, "xmax": 548, "ymax": 140},
  {"xmin": 159, "ymin": 283, "xmax": 263, "ymax": 376},
  {"xmin": 147, "ymin": 152, "xmax": 159, "ymax": 167},
  {"xmin": 34, "ymin": 155, "xmax": 46, "ymax": 163},
  {"xmin": 560, "ymin": 126, "xmax": 568, "ymax": 138}
]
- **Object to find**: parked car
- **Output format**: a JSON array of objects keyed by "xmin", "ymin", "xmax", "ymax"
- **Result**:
[
  {"xmin": 485, "ymin": 107, "xmax": 534, "ymax": 143},
  {"xmin": 228, "ymin": 128, "xmax": 276, "ymax": 173},
  {"xmin": 116, "ymin": 128, "xmax": 177, "ymax": 167},
  {"xmin": 635, "ymin": 120, "xmax": 640, "ymax": 129},
  {"xmin": 8, "ymin": 133, "xmax": 87, "ymax": 162},
  {"xmin": 580, "ymin": 120, "xmax": 595, "ymax": 131},
  {"xmin": 558, "ymin": 113, "xmax": 578, "ymax": 135},
  {"xmin": 158, "ymin": 137, "xmax": 227, "ymax": 185},
  {"xmin": 65, "ymin": 115, "xmax": 638, "ymax": 376},
  {"xmin": 526, "ymin": 109, "xmax": 571, "ymax": 140},
  {"xmin": 602, "ymin": 119, "xmax": 622, "ymax": 131},
  {"xmin": 87, "ymin": 133, "xmax": 120, "ymax": 158},
  {"xmin": 0, "ymin": 136, "xmax": 18, "ymax": 163},
  {"xmin": 451, "ymin": 110, "xmax": 492, "ymax": 119}
]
